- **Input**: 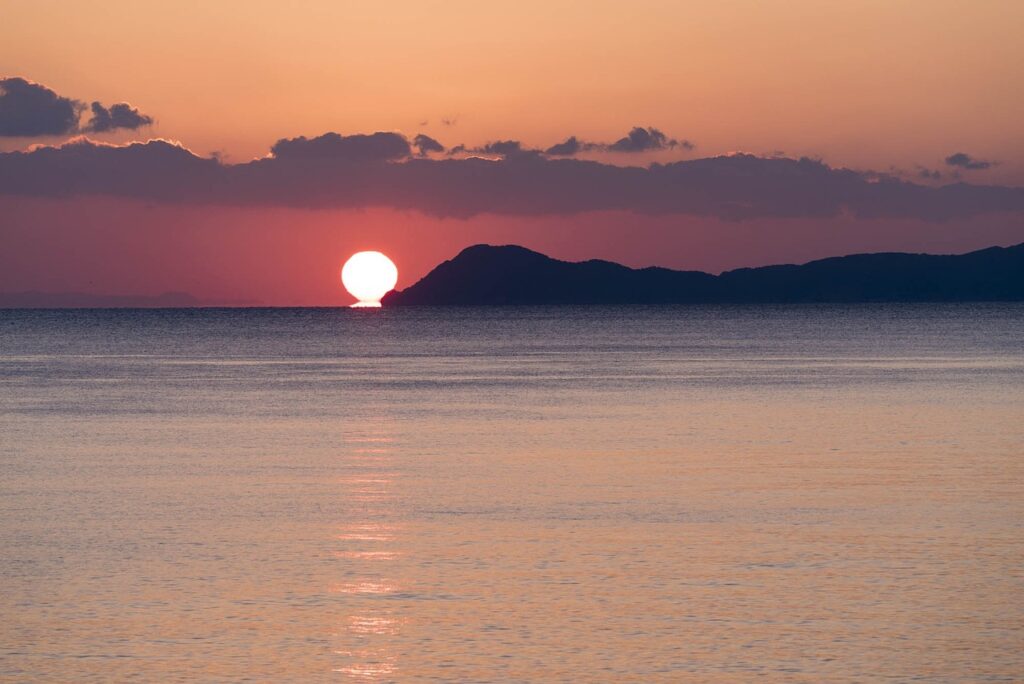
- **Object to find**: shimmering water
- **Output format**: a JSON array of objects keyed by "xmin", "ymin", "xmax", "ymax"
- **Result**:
[{"xmin": 1, "ymin": 305, "xmax": 1022, "ymax": 682}]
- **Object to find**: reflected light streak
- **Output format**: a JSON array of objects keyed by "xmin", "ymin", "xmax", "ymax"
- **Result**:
[
  {"xmin": 347, "ymin": 615, "xmax": 401, "ymax": 635},
  {"xmin": 330, "ymin": 581, "xmax": 396, "ymax": 595},
  {"xmin": 333, "ymin": 665, "xmax": 397, "ymax": 680},
  {"xmin": 334, "ymin": 422, "xmax": 402, "ymax": 680},
  {"xmin": 336, "ymin": 533, "xmax": 394, "ymax": 542},
  {"xmin": 333, "ymin": 550, "xmax": 401, "ymax": 560}
]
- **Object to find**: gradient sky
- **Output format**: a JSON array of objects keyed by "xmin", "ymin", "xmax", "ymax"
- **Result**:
[{"xmin": 2, "ymin": 0, "xmax": 1023, "ymax": 304}]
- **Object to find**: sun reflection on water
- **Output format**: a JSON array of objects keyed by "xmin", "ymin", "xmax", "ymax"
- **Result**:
[
  {"xmin": 332, "ymin": 659, "xmax": 397, "ymax": 680},
  {"xmin": 333, "ymin": 550, "xmax": 401, "ymax": 561},
  {"xmin": 347, "ymin": 616, "xmax": 401, "ymax": 635},
  {"xmin": 332, "ymin": 423, "xmax": 403, "ymax": 680},
  {"xmin": 331, "ymin": 581, "xmax": 396, "ymax": 595}
]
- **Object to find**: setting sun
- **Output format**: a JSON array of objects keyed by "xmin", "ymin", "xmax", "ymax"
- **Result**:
[{"xmin": 341, "ymin": 251, "xmax": 398, "ymax": 307}]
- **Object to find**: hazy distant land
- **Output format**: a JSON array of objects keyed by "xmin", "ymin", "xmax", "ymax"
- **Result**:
[{"xmin": 0, "ymin": 291, "xmax": 261, "ymax": 309}]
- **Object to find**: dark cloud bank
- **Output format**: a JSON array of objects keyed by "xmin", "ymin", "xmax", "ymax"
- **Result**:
[
  {"xmin": 2, "ymin": 132, "xmax": 1022, "ymax": 221},
  {"xmin": 0, "ymin": 77, "xmax": 153, "ymax": 136}
]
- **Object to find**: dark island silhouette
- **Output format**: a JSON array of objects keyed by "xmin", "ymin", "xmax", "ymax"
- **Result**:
[{"xmin": 383, "ymin": 242, "xmax": 1024, "ymax": 305}]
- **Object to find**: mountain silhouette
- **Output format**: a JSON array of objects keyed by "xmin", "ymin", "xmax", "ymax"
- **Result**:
[{"xmin": 382, "ymin": 243, "xmax": 1024, "ymax": 305}]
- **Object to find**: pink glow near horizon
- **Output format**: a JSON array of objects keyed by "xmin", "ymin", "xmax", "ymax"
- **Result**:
[{"xmin": 2, "ymin": 197, "xmax": 1022, "ymax": 305}]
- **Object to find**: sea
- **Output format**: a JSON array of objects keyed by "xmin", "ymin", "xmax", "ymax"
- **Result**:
[{"xmin": 1, "ymin": 305, "xmax": 1022, "ymax": 682}]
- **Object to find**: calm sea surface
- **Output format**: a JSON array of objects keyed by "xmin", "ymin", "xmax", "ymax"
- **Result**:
[{"xmin": 1, "ymin": 305, "xmax": 1022, "ymax": 682}]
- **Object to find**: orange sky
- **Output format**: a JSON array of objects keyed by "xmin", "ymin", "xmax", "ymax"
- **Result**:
[{"xmin": 3, "ymin": 0, "xmax": 1022, "ymax": 179}]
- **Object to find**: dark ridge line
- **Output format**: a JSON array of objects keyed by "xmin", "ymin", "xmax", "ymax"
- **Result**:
[{"xmin": 383, "ymin": 242, "xmax": 1024, "ymax": 305}]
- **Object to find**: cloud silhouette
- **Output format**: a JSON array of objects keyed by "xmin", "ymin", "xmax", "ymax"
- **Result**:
[
  {"xmin": 545, "ymin": 136, "xmax": 583, "ymax": 156},
  {"xmin": 609, "ymin": 127, "xmax": 691, "ymax": 153},
  {"xmin": 0, "ymin": 77, "xmax": 83, "ymax": 137},
  {"xmin": 544, "ymin": 128, "xmax": 693, "ymax": 156},
  {"xmin": 83, "ymin": 102, "xmax": 153, "ymax": 133},
  {"xmin": 2, "ymin": 135, "xmax": 1022, "ymax": 222},
  {"xmin": 480, "ymin": 140, "xmax": 524, "ymax": 156},
  {"xmin": 270, "ymin": 132, "xmax": 410, "ymax": 161},
  {"xmin": 945, "ymin": 152, "xmax": 994, "ymax": 170},
  {"xmin": 472, "ymin": 140, "xmax": 543, "ymax": 158},
  {"xmin": 447, "ymin": 140, "xmax": 544, "ymax": 158},
  {"xmin": 1, "ymin": 77, "xmax": 157, "ymax": 138},
  {"xmin": 413, "ymin": 134, "xmax": 444, "ymax": 156},
  {"xmin": 545, "ymin": 136, "xmax": 609, "ymax": 156}
]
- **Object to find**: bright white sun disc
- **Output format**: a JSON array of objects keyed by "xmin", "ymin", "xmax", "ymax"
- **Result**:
[{"xmin": 341, "ymin": 251, "xmax": 398, "ymax": 307}]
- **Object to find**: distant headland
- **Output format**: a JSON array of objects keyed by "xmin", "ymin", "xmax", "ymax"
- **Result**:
[{"xmin": 383, "ymin": 243, "xmax": 1024, "ymax": 305}]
